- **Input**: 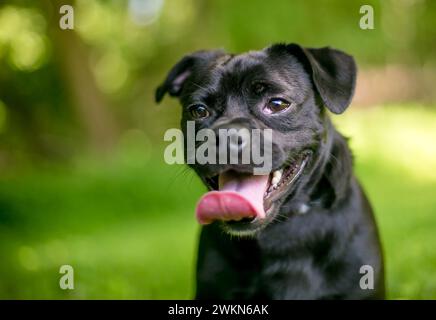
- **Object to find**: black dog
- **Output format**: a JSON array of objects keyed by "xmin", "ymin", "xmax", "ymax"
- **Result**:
[{"xmin": 156, "ymin": 43, "xmax": 384, "ymax": 299}]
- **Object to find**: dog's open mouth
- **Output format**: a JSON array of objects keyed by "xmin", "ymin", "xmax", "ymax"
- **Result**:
[{"xmin": 195, "ymin": 152, "xmax": 311, "ymax": 226}]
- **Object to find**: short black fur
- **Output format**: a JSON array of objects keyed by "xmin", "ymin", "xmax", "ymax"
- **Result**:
[{"xmin": 156, "ymin": 43, "xmax": 384, "ymax": 299}]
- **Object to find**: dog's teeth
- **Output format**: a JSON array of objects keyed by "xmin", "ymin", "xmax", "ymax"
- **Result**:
[
  {"xmin": 271, "ymin": 177, "xmax": 279, "ymax": 186},
  {"xmin": 271, "ymin": 170, "xmax": 282, "ymax": 186}
]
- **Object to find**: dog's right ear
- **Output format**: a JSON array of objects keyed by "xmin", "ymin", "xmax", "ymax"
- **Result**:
[
  {"xmin": 155, "ymin": 50, "xmax": 225, "ymax": 103},
  {"xmin": 268, "ymin": 43, "xmax": 357, "ymax": 114}
]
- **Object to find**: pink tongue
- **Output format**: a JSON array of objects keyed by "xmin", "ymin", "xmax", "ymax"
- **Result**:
[{"xmin": 195, "ymin": 171, "xmax": 269, "ymax": 225}]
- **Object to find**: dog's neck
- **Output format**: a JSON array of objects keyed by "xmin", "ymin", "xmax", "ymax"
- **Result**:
[
  {"xmin": 313, "ymin": 126, "xmax": 353, "ymax": 207},
  {"xmin": 282, "ymin": 116, "xmax": 354, "ymax": 215}
]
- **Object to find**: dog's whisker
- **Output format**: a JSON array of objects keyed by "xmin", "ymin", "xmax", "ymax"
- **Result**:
[
  {"xmin": 190, "ymin": 81, "xmax": 209, "ymax": 91},
  {"xmin": 165, "ymin": 166, "xmax": 193, "ymax": 191}
]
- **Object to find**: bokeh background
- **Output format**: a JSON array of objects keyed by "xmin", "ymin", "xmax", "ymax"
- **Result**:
[{"xmin": 0, "ymin": 0, "xmax": 435, "ymax": 299}]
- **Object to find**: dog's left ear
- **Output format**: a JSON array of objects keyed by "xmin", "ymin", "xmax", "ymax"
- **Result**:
[
  {"xmin": 155, "ymin": 50, "xmax": 225, "ymax": 103},
  {"xmin": 270, "ymin": 44, "xmax": 357, "ymax": 114}
]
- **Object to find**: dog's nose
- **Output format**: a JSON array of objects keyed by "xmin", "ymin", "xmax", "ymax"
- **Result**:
[
  {"xmin": 229, "ymin": 127, "xmax": 249, "ymax": 152},
  {"xmin": 215, "ymin": 123, "xmax": 250, "ymax": 155}
]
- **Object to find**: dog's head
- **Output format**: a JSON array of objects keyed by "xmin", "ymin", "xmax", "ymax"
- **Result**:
[{"xmin": 156, "ymin": 43, "xmax": 356, "ymax": 236}]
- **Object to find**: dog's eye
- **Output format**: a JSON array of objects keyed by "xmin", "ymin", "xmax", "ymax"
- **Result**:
[
  {"xmin": 189, "ymin": 104, "xmax": 210, "ymax": 119},
  {"xmin": 264, "ymin": 98, "xmax": 291, "ymax": 114}
]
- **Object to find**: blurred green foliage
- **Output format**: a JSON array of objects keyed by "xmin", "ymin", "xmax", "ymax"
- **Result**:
[
  {"xmin": 0, "ymin": 0, "xmax": 435, "ymax": 299},
  {"xmin": 0, "ymin": 0, "xmax": 435, "ymax": 163}
]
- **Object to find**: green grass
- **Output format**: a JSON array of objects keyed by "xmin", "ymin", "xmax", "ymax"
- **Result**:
[
  {"xmin": 0, "ymin": 104, "xmax": 435, "ymax": 299},
  {"xmin": 0, "ymin": 152, "xmax": 205, "ymax": 299}
]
